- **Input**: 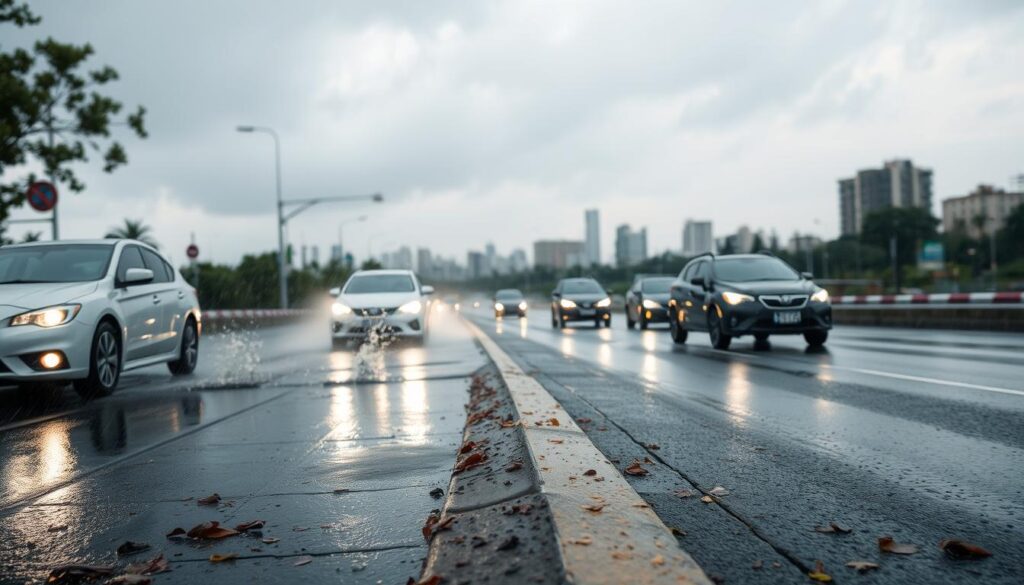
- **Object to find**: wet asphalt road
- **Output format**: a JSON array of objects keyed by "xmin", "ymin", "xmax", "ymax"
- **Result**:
[
  {"xmin": 0, "ymin": 309, "xmax": 485, "ymax": 584},
  {"xmin": 467, "ymin": 306, "xmax": 1024, "ymax": 584}
]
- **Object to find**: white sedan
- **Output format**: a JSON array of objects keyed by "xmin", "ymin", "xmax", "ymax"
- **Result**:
[
  {"xmin": 0, "ymin": 239, "xmax": 201, "ymax": 397},
  {"xmin": 330, "ymin": 269, "xmax": 433, "ymax": 345}
]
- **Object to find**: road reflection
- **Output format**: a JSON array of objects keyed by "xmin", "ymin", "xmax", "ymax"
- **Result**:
[{"xmin": 723, "ymin": 361, "xmax": 752, "ymax": 426}]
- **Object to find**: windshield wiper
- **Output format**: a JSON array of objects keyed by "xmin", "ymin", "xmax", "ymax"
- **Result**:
[{"xmin": 0, "ymin": 279, "xmax": 54, "ymax": 284}]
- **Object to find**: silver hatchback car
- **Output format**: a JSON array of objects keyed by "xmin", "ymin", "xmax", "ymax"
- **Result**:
[{"xmin": 0, "ymin": 239, "xmax": 201, "ymax": 397}]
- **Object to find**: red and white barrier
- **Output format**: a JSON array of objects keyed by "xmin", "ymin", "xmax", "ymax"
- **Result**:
[
  {"xmin": 201, "ymin": 308, "xmax": 316, "ymax": 320},
  {"xmin": 834, "ymin": 292, "xmax": 1024, "ymax": 305}
]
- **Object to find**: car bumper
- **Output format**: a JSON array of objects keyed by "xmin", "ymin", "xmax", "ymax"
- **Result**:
[
  {"xmin": 0, "ymin": 320, "xmax": 93, "ymax": 382},
  {"xmin": 719, "ymin": 302, "xmax": 832, "ymax": 336},
  {"xmin": 637, "ymin": 307, "xmax": 670, "ymax": 322},
  {"xmin": 558, "ymin": 308, "xmax": 612, "ymax": 322},
  {"xmin": 331, "ymin": 313, "xmax": 426, "ymax": 339},
  {"xmin": 495, "ymin": 307, "xmax": 526, "ymax": 318}
]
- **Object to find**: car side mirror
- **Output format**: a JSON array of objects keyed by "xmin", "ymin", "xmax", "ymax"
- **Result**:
[
  {"xmin": 421, "ymin": 285, "xmax": 434, "ymax": 295},
  {"xmin": 801, "ymin": 272, "xmax": 813, "ymax": 280},
  {"xmin": 124, "ymin": 268, "xmax": 154, "ymax": 285},
  {"xmin": 552, "ymin": 292, "xmax": 561, "ymax": 298},
  {"xmin": 328, "ymin": 287, "xmax": 341, "ymax": 296}
]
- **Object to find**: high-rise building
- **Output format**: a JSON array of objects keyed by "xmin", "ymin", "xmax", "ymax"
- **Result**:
[
  {"xmin": 942, "ymin": 185, "xmax": 1024, "ymax": 239},
  {"xmin": 839, "ymin": 159, "xmax": 933, "ymax": 235},
  {"xmin": 484, "ymin": 242, "xmax": 497, "ymax": 274},
  {"xmin": 330, "ymin": 244, "xmax": 342, "ymax": 263},
  {"xmin": 584, "ymin": 209, "xmax": 601, "ymax": 266},
  {"xmin": 614, "ymin": 225, "xmax": 648, "ymax": 267},
  {"xmin": 467, "ymin": 251, "xmax": 487, "ymax": 279},
  {"xmin": 417, "ymin": 247, "xmax": 433, "ymax": 278},
  {"xmin": 533, "ymin": 240, "xmax": 585, "ymax": 269},
  {"xmin": 509, "ymin": 249, "xmax": 528, "ymax": 272},
  {"xmin": 682, "ymin": 220, "xmax": 713, "ymax": 256}
]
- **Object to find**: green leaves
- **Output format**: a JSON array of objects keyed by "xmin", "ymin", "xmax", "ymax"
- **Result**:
[{"xmin": 0, "ymin": 5, "xmax": 147, "ymax": 242}]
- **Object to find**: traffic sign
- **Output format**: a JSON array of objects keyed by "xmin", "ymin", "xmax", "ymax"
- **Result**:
[
  {"xmin": 27, "ymin": 181, "xmax": 58, "ymax": 212},
  {"xmin": 186, "ymin": 244, "xmax": 199, "ymax": 259}
]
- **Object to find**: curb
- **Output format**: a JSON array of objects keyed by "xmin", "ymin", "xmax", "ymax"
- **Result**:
[{"xmin": 463, "ymin": 320, "xmax": 712, "ymax": 585}]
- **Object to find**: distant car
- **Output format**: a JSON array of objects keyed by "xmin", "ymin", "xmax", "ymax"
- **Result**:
[
  {"xmin": 625, "ymin": 275, "xmax": 675, "ymax": 330},
  {"xmin": 667, "ymin": 253, "xmax": 831, "ymax": 349},
  {"xmin": 0, "ymin": 240, "xmax": 201, "ymax": 397},
  {"xmin": 494, "ymin": 289, "xmax": 527, "ymax": 318},
  {"xmin": 330, "ymin": 269, "xmax": 433, "ymax": 345},
  {"xmin": 551, "ymin": 278, "xmax": 612, "ymax": 329}
]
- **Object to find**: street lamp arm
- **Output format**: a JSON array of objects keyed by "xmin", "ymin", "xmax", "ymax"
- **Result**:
[{"xmin": 282, "ymin": 193, "xmax": 383, "ymax": 207}]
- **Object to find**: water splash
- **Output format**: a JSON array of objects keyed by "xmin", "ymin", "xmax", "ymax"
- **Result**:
[
  {"xmin": 211, "ymin": 327, "xmax": 266, "ymax": 385},
  {"xmin": 352, "ymin": 323, "xmax": 394, "ymax": 382}
]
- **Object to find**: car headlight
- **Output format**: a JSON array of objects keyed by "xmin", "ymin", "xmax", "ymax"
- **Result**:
[
  {"xmin": 595, "ymin": 297, "xmax": 612, "ymax": 308},
  {"xmin": 559, "ymin": 298, "xmax": 577, "ymax": 309},
  {"xmin": 495, "ymin": 302, "xmax": 504, "ymax": 311},
  {"xmin": 518, "ymin": 301, "xmax": 528, "ymax": 311},
  {"xmin": 398, "ymin": 300, "xmax": 423, "ymax": 314},
  {"xmin": 721, "ymin": 291, "xmax": 755, "ymax": 306},
  {"xmin": 9, "ymin": 304, "xmax": 81, "ymax": 328},
  {"xmin": 641, "ymin": 299, "xmax": 661, "ymax": 309},
  {"xmin": 811, "ymin": 288, "xmax": 830, "ymax": 303},
  {"xmin": 331, "ymin": 302, "xmax": 353, "ymax": 317}
]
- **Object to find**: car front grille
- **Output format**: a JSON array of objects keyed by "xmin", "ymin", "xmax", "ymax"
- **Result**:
[
  {"xmin": 355, "ymin": 307, "xmax": 398, "ymax": 317},
  {"xmin": 758, "ymin": 295, "xmax": 809, "ymax": 309}
]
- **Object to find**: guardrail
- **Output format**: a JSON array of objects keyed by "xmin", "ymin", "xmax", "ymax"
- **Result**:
[
  {"xmin": 834, "ymin": 292, "xmax": 1023, "ymax": 306},
  {"xmin": 830, "ymin": 293, "xmax": 1023, "ymax": 332},
  {"xmin": 201, "ymin": 308, "xmax": 317, "ymax": 331}
]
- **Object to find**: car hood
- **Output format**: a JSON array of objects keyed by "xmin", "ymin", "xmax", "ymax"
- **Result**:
[
  {"xmin": 560, "ymin": 292, "xmax": 609, "ymax": 304},
  {"xmin": 719, "ymin": 280, "xmax": 815, "ymax": 296},
  {"xmin": 338, "ymin": 291, "xmax": 421, "ymax": 309},
  {"xmin": 0, "ymin": 282, "xmax": 100, "ymax": 316}
]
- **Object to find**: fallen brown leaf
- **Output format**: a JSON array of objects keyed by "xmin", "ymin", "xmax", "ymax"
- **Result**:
[
  {"xmin": 499, "ymin": 419, "xmax": 520, "ymax": 428},
  {"xmin": 235, "ymin": 520, "xmax": 266, "ymax": 532},
  {"xmin": 569, "ymin": 535, "xmax": 593, "ymax": 545},
  {"xmin": 459, "ymin": 440, "xmax": 477, "ymax": 454},
  {"xmin": 708, "ymin": 486, "xmax": 729, "ymax": 497},
  {"xmin": 651, "ymin": 554, "xmax": 665, "ymax": 566},
  {"xmin": 624, "ymin": 461, "xmax": 648, "ymax": 476},
  {"xmin": 548, "ymin": 417, "xmax": 560, "ymax": 426},
  {"xmin": 116, "ymin": 541, "xmax": 151, "ymax": 557},
  {"xmin": 878, "ymin": 536, "xmax": 918, "ymax": 555},
  {"xmin": 583, "ymin": 469, "xmax": 597, "ymax": 476},
  {"xmin": 454, "ymin": 451, "xmax": 487, "ymax": 473},
  {"xmin": 845, "ymin": 561, "xmax": 879, "ymax": 573},
  {"xmin": 165, "ymin": 527, "xmax": 187, "ymax": 540},
  {"xmin": 808, "ymin": 560, "xmax": 832, "ymax": 582},
  {"xmin": 611, "ymin": 551, "xmax": 633, "ymax": 560},
  {"xmin": 504, "ymin": 460, "xmax": 523, "ymax": 472},
  {"xmin": 939, "ymin": 539, "xmax": 992, "ymax": 560},
  {"xmin": 548, "ymin": 438, "xmax": 564, "ymax": 444},
  {"xmin": 208, "ymin": 553, "xmax": 238, "ymax": 563},
  {"xmin": 261, "ymin": 537, "xmax": 280, "ymax": 544},
  {"xmin": 646, "ymin": 443, "xmax": 660, "ymax": 450},
  {"xmin": 407, "ymin": 576, "xmax": 443, "ymax": 585},
  {"xmin": 126, "ymin": 554, "xmax": 170, "ymax": 576},
  {"xmin": 293, "ymin": 556, "xmax": 313, "ymax": 566},
  {"xmin": 47, "ymin": 565, "xmax": 114, "ymax": 584},
  {"xmin": 576, "ymin": 417, "xmax": 592, "ymax": 424},
  {"xmin": 187, "ymin": 521, "xmax": 239, "ymax": 540},
  {"xmin": 674, "ymin": 489, "xmax": 694, "ymax": 498},
  {"xmin": 581, "ymin": 503, "xmax": 606, "ymax": 513},
  {"xmin": 700, "ymin": 495, "xmax": 714, "ymax": 504},
  {"xmin": 197, "ymin": 493, "xmax": 221, "ymax": 506},
  {"xmin": 502, "ymin": 503, "xmax": 533, "ymax": 516}
]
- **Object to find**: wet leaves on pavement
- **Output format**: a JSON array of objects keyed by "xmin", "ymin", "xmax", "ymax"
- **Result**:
[
  {"xmin": 581, "ymin": 503, "xmax": 606, "ymax": 513},
  {"xmin": 814, "ymin": 522, "xmax": 852, "ymax": 534},
  {"xmin": 293, "ymin": 556, "xmax": 314, "ymax": 566},
  {"xmin": 106, "ymin": 575, "xmax": 152, "ymax": 585},
  {"xmin": 569, "ymin": 535, "xmax": 593, "ymax": 545},
  {"xmin": 116, "ymin": 541, "xmax": 151, "ymax": 557},
  {"xmin": 454, "ymin": 451, "xmax": 487, "ymax": 473},
  {"xmin": 878, "ymin": 536, "xmax": 918, "ymax": 555},
  {"xmin": 700, "ymin": 496, "xmax": 715, "ymax": 504},
  {"xmin": 197, "ymin": 493, "xmax": 221, "ymax": 506},
  {"xmin": 126, "ymin": 554, "xmax": 170, "ymax": 576},
  {"xmin": 261, "ymin": 537, "xmax": 280, "ymax": 544},
  {"xmin": 708, "ymin": 486, "xmax": 729, "ymax": 497},
  {"xmin": 623, "ymin": 460, "xmax": 648, "ymax": 476},
  {"xmin": 939, "ymin": 539, "xmax": 992, "ymax": 560},
  {"xmin": 583, "ymin": 469, "xmax": 597, "ymax": 476},
  {"xmin": 208, "ymin": 553, "xmax": 238, "ymax": 563},
  {"xmin": 407, "ymin": 576, "xmax": 443, "ymax": 585},
  {"xmin": 47, "ymin": 564, "xmax": 115, "ymax": 584},
  {"xmin": 165, "ymin": 527, "xmax": 187, "ymax": 540},
  {"xmin": 674, "ymin": 489, "xmax": 694, "ymax": 498},
  {"xmin": 234, "ymin": 520, "xmax": 266, "ymax": 532},
  {"xmin": 808, "ymin": 560, "xmax": 832, "ymax": 582},
  {"xmin": 845, "ymin": 561, "xmax": 880, "ymax": 573},
  {"xmin": 504, "ymin": 460, "xmax": 523, "ymax": 472},
  {"xmin": 187, "ymin": 521, "xmax": 240, "ymax": 540}
]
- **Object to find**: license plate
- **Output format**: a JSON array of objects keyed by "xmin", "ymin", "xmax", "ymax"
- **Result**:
[
  {"xmin": 361, "ymin": 318, "xmax": 384, "ymax": 329},
  {"xmin": 578, "ymin": 309, "xmax": 595, "ymax": 317},
  {"xmin": 773, "ymin": 311, "xmax": 801, "ymax": 325}
]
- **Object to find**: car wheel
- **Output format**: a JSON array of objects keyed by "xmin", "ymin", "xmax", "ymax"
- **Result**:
[
  {"xmin": 708, "ymin": 307, "xmax": 732, "ymax": 350},
  {"xmin": 754, "ymin": 333, "xmax": 769, "ymax": 342},
  {"xmin": 639, "ymin": 313, "xmax": 648, "ymax": 330},
  {"xmin": 804, "ymin": 330, "xmax": 828, "ymax": 347},
  {"xmin": 168, "ymin": 318, "xmax": 199, "ymax": 375},
  {"xmin": 551, "ymin": 311, "xmax": 558, "ymax": 329},
  {"xmin": 670, "ymin": 310, "xmax": 688, "ymax": 344},
  {"xmin": 74, "ymin": 321, "xmax": 121, "ymax": 399},
  {"xmin": 626, "ymin": 307, "xmax": 635, "ymax": 330}
]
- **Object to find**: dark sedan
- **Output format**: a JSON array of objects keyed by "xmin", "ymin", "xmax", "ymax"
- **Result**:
[
  {"xmin": 667, "ymin": 253, "xmax": 832, "ymax": 349},
  {"xmin": 551, "ymin": 278, "xmax": 612, "ymax": 328},
  {"xmin": 494, "ymin": 288, "xmax": 527, "ymax": 318},
  {"xmin": 625, "ymin": 275, "xmax": 674, "ymax": 329}
]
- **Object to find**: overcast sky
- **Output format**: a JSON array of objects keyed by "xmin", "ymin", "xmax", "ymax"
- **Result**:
[{"xmin": 5, "ymin": 0, "xmax": 1024, "ymax": 267}]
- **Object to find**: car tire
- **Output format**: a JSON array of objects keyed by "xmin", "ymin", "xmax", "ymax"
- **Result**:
[
  {"xmin": 551, "ymin": 311, "xmax": 558, "ymax": 329},
  {"xmin": 708, "ymin": 308, "xmax": 732, "ymax": 350},
  {"xmin": 168, "ymin": 318, "xmax": 199, "ymax": 376},
  {"xmin": 804, "ymin": 330, "xmax": 828, "ymax": 347},
  {"xmin": 639, "ymin": 314, "xmax": 648, "ymax": 330},
  {"xmin": 754, "ymin": 333, "xmax": 769, "ymax": 342},
  {"xmin": 626, "ymin": 307, "xmax": 635, "ymax": 330},
  {"xmin": 74, "ymin": 321, "xmax": 121, "ymax": 399},
  {"xmin": 670, "ymin": 310, "xmax": 688, "ymax": 344}
]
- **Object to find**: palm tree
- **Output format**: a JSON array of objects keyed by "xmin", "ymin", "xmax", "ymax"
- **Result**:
[{"xmin": 105, "ymin": 219, "xmax": 159, "ymax": 248}]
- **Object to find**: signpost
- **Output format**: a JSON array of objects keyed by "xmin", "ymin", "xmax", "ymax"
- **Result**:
[
  {"xmin": 8, "ymin": 181, "xmax": 60, "ymax": 238},
  {"xmin": 186, "ymin": 244, "xmax": 199, "ymax": 259},
  {"xmin": 187, "ymin": 234, "xmax": 199, "ymax": 291}
]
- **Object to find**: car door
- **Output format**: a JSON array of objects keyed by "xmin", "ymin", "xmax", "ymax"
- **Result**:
[
  {"xmin": 113, "ymin": 245, "xmax": 164, "ymax": 361},
  {"xmin": 686, "ymin": 261, "xmax": 710, "ymax": 331},
  {"xmin": 139, "ymin": 248, "xmax": 179, "ymax": 355},
  {"xmin": 551, "ymin": 282, "xmax": 562, "ymax": 314}
]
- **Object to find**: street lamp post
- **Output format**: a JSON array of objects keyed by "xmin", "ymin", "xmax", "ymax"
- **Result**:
[
  {"xmin": 237, "ymin": 126, "xmax": 383, "ymax": 308},
  {"xmin": 236, "ymin": 126, "xmax": 288, "ymax": 309},
  {"xmin": 339, "ymin": 215, "xmax": 367, "ymax": 263}
]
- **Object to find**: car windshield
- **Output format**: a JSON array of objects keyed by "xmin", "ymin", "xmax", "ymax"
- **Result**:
[
  {"xmin": 641, "ymin": 278, "xmax": 674, "ymax": 293},
  {"xmin": 562, "ymin": 280, "xmax": 604, "ymax": 294},
  {"xmin": 0, "ymin": 244, "xmax": 114, "ymax": 284},
  {"xmin": 496, "ymin": 289, "xmax": 523, "ymax": 300},
  {"xmin": 713, "ymin": 257, "xmax": 800, "ymax": 282},
  {"xmin": 344, "ymin": 274, "xmax": 416, "ymax": 293}
]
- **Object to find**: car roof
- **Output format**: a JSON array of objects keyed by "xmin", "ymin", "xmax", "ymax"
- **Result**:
[
  {"xmin": 711, "ymin": 254, "xmax": 775, "ymax": 262},
  {"xmin": 350, "ymin": 269, "xmax": 416, "ymax": 276},
  {"xmin": 4, "ymin": 239, "xmax": 118, "ymax": 248},
  {"xmin": 560, "ymin": 277, "xmax": 599, "ymax": 282}
]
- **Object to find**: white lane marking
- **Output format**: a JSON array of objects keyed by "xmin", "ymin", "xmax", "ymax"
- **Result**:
[{"xmin": 821, "ymin": 364, "xmax": 1024, "ymax": 397}]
